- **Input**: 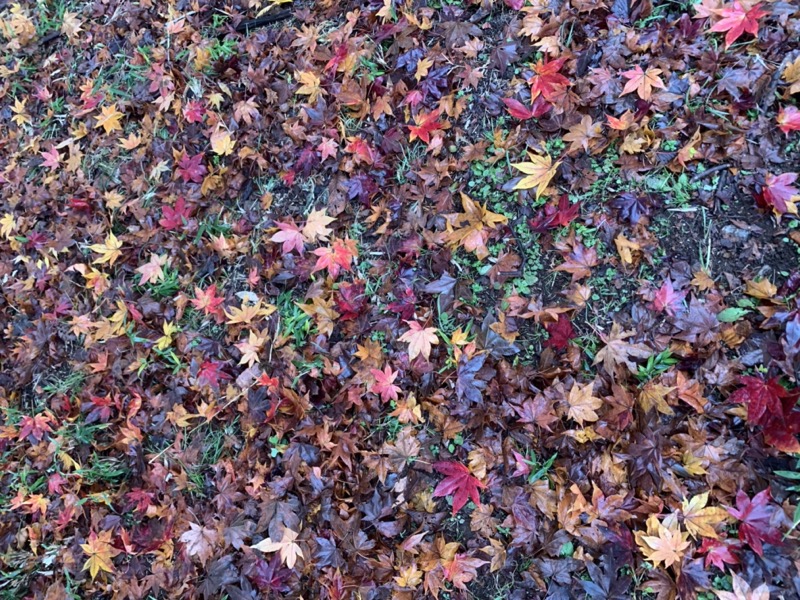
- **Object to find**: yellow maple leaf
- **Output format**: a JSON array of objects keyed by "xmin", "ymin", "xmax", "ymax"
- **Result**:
[
  {"xmin": 511, "ymin": 151, "xmax": 561, "ymax": 199},
  {"xmin": 89, "ymin": 232, "xmax": 123, "ymax": 266},
  {"xmin": 210, "ymin": 125, "xmax": 235, "ymax": 155},
  {"xmin": 295, "ymin": 70, "xmax": 325, "ymax": 103},
  {"xmin": 614, "ymin": 234, "xmax": 640, "ymax": 265},
  {"xmin": 225, "ymin": 299, "xmax": 277, "ymax": 325},
  {"xmin": 155, "ymin": 321, "xmax": 179, "ymax": 350},
  {"xmin": 681, "ymin": 492, "xmax": 729, "ymax": 539},
  {"xmin": 81, "ymin": 530, "xmax": 120, "ymax": 580},
  {"xmin": 638, "ymin": 382, "xmax": 676, "ymax": 415},
  {"xmin": 11, "ymin": 97, "xmax": 31, "ymax": 127},
  {"xmin": 567, "ymin": 380, "xmax": 602, "ymax": 425},
  {"xmin": 94, "ymin": 104, "xmax": 124, "ymax": 134},
  {"xmin": 0, "ymin": 213, "xmax": 17, "ymax": 239},
  {"xmin": 745, "ymin": 278, "xmax": 777, "ymax": 299}
]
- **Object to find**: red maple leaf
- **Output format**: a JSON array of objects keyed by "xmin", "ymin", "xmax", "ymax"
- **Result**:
[
  {"xmin": 196, "ymin": 360, "xmax": 231, "ymax": 389},
  {"xmin": 777, "ymin": 106, "xmax": 800, "ymax": 136},
  {"xmin": 727, "ymin": 489, "xmax": 783, "ymax": 556},
  {"xmin": 543, "ymin": 314, "xmax": 576, "ymax": 351},
  {"xmin": 335, "ymin": 281, "xmax": 367, "ymax": 320},
  {"xmin": 408, "ymin": 110, "xmax": 444, "ymax": 144},
  {"xmin": 729, "ymin": 375, "xmax": 800, "ymax": 452},
  {"xmin": 755, "ymin": 172, "xmax": 798, "ymax": 216},
  {"xmin": 191, "ymin": 284, "xmax": 225, "ymax": 317},
  {"xmin": 369, "ymin": 365, "xmax": 401, "ymax": 403},
  {"xmin": 177, "ymin": 152, "xmax": 207, "ymax": 184},
  {"xmin": 312, "ymin": 238, "xmax": 358, "ymax": 279},
  {"xmin": 729, "ymin": 375, "xmax": 790, "ymax": 426},
  {"xmin": 698, "ymin": 538, "xmax": 741, "ymax": 570},
  {"xmin": 18, "ymin": 412, "xmax": 56, "ymax": 443},
  {"xmin": 159, "ymin": 198, "xmax": 193, "ymax": 231},
  {"xmin": 433, "ymin": 461, "xmax": 486, "ymax": 515},
  {"xmin": 183, "ymin": 100, "xmax": 206, "ymax": 124},
  {"xmin": 651, "ymin": 279, "xmax": 687, "ymax": 316},
  {"xmin": 528, "ymin": 57, "xmax": 570, "ymax": 102},
  {"xmin": 709, "ymin": 2, "xmax": 768, "ymax": 49},
  {"xmin": 502, "ymin": 96, "xmax": 551, "ymax": 120},
  {"xmin": 529, "ymin": 195, "xmax": 580, "ymax": 232}
]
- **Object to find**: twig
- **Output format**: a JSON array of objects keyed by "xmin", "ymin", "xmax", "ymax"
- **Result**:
[
  {"xmin": 691, "ymin": 163, "xmax": 731, "ymax": 183},
  {"xmin": 234, "ymin": 9, "xmax": 293, "ymax": 33}
]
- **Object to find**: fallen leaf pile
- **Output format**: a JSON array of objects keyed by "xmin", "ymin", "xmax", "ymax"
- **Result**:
[{"xmin": 0, "ymin": 0, "xmax": 799, "ymax": 598}]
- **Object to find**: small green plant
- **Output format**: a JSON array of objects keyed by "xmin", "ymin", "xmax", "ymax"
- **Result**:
[
  {"xmin": 515, "ymin": 450, "xmax": 557, "ymax": 484},
  {"xmin": 636, "ymin": 349, "xmax": 678, "ymax": 382}
]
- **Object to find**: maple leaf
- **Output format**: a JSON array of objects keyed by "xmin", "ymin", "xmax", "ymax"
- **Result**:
[
  {"xmin": 553, "ymin": 242, "xmax": 598, "ymax": 281},
  {"xmin": 511, "ymin": 151, "xmax": 561, "ymax": 200},
  {"xmin": 251, "ymin": 528, "xmax": 304, "ymax": 569},
  {"xmin": 394, "ymin": 565, "xmax": 423, "ymax": 589},
  {"xmin": 271, "ymin": 221, "xmax": 305, "ymax": 254},
  {"xmin": 177, "ymin": 152, "xmax": 207, "ymax": 183},
  {"xmin": 370, "ymin": 365, "xmax": 401, "ymax": 403},
  {"xmin": 593, "ymin": 322, "xmax": 652, "ymax": 375},
  {"xmin": 81, "ymin": 530, "xmax": 120, "ymax": 580},
  {"xmin": 681, "ymin": 493, "xmax": 729, "ymax": 539},
  {"xmin": 408, "ymin": 109, "xmax": 444, "ymax": 144},
  {"xmin": 235, "ymin": 329, "xmax": 267, "ymax": 367},
  {"xmin": 755, "ymin": 172, "xmax": 798, "ymax": 217},
  {"xmin": 620, "ymin": 65, "xmax": 666, "ymax": 101},
  {"xmin": 715, "ymin": 572, "xmax": 769, "ymax": 600},
  {"xmin": 302, "ymin": 208, "xmax": 335, "ymax": 242},
  {"xmin": 180, "ymin": 522, "xmax": 217, "ymax": 564},
  {"xmin": 18, "ymin": 412, "xmax": 56, "ymax": 442},
  {"xmin": 543, "ymin": 313, "xmax": 575, "ymax": 350},
  {"xmin": 699, "ymin": 537, "xmax": 741, "ymax": 570},
  {"xmin": 40, "ymin": 146, "xmax": 60, "ymax": 170},
  {"xmin": 191, "ymin": 284, "xmax": 224, "ymax": 316},
  {"xmin": 295, "ymin": 70, "xmax": 325, "ymax": 103},
  {"xmin": 441, "ymin": 553, "xmax": 489, "ymax": 590},
  {"xmin": 709, "ymin": 1, "xmax": 768, "ymax": 49},
  {"xmin": 528, "ymin": 194, "xmax": 580, "ymax": 232},
  {"xmin": 638, "ymin": 381, "xmax": 676, "ymax": 415},
  {"xmin": 652, "ymin": 279, "xmax": 687, "ymax": 316},
  {"xmin": 503, "ymin": 96, "xmax": 551, "ymax": 120},
  {"xmin": 136, "ymin": 253, "xmax": 168, "ymax": 286},
  {"xmin": 398, "ymin": 320, "xmax": 439, "ymax": 361},
  {"xmin": 94, "ymin": 104, "xmax": 124, "ymax": 134},
  {"xmin": 183, "ymin": 99, "xmax": 206, "ymax": 123},
  {"xmin": 567, "ymin": 380, "xmax": 603, "ymax": 425},
  {"xmin": 445, "ymin": 192, "xmax": 508, "ymax": 259},
  {"xmin": 777, "ymin": 106, "xmax": 800, "ymax": 136},
  {"xmin": 89, "ymin": 232, "xmax": 123, "ymax": 266},
  {"xmin": 311, "ymin": 238, "xmax": 358, "ymax": 279},
  {"xmin": 564, "ymin": 114, "xmax": 604, "ymax": 154},
  {"xmin": 159, "ymin": 197, "xmax": 193, "ymax": 231},
  {"xmin": 729, "ymin": 375, "xmax": 792, "ymax": 427},
  {"xmin": 210, "ymin": 126, "xmax": 235, "ymax": 156},
  {"xmin": 432, "ymin": 461, "xmax": 486, "ymax": 514},
  {"xmin": 225, "ymin": 299, "xmax": 276, "ymax": 325},
  {"xmin": 639, "ymin": 522, "xmax": 691, "ymax": 569},
  {"xmin": 727, "ymin": 489, "xmax": 783, "ymax": 556},
  {"xmin": 527, "ymin": 57, "xmax": 570, "ymax": 102},
  {"xmin": 196, "ymin": 360, "xmax": 231, "ymax": 389}
]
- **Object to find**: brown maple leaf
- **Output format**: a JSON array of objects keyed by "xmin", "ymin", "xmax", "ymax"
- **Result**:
[{"xmin": 593, "ymin": 323, "xmax": 652, "ymax": 375}]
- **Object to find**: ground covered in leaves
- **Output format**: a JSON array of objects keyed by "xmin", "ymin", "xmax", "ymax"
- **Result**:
[{"xmin": 2, "ymin": 0, "xmax": 800, "ymax": 598}]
